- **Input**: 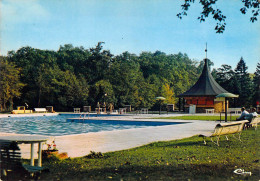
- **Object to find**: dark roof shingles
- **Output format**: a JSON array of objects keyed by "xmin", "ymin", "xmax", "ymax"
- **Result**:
[{"xmin": 178, "ymin": 59, "xmax": 228, "ymax": 97}]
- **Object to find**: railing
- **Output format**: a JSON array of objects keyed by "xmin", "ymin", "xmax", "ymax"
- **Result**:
[{"xmin": 79, "ymin": 112, "xmax": 90, "ymax": 120}]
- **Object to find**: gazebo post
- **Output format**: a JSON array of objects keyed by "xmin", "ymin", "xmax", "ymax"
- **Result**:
[{"xmin": 225, "ymin": 97, "xmax": 227, "ymax": 122}]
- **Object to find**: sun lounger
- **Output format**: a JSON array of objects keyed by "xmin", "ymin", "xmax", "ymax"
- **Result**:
[
  {"xmin": 12, "ymin": 110, "xmax": 33, "ymax": 114},
  {"xmin": 199, "ymin": 120, "xmax": 249, "ymax": 146},
  {"xmin": 34, "ymin": 108, "xmax": 47, "ymax": 113}
]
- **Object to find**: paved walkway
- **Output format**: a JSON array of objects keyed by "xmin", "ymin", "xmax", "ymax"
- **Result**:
[{"xmin": 0, "ymin": 113, "xmax": 217, "ymax": 158}]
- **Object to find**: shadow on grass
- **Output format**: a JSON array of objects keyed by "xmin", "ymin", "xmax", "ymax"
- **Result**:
[
  {"xmin": 40, "ymin": 162, "xmax": 258, "ymax": 181},
  {"xmin": 145, "ymin": 137, "xmax": 230, "ymax": 148},
  {"xmin": 146, "ymin": 129, "xmax": 257, "ymax": 149},
  {"xmin": 39, "ymin": 129, "xmax": 259, "ymax": 180}
]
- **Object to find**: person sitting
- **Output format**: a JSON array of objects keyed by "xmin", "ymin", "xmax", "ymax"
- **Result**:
[
  {"xmin": 251, "ymin": 108, "xmax": 258, "ymax": 117},
  {"xmin": 245, "ymin": 108, "xmax": 258, "ymax": 123},
  {"xmin": 236, "ymin": 107, "xmax": 249, "ymax": 121},
  {"xmin": 244, "ymin": 108, "xmax": 258, "ymax": 128}
]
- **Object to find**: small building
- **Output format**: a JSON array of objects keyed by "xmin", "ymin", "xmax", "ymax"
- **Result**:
[
  {"xmin": 46, "ymin": 106, "xmax": 54, "ymax": 113},
  {"xmin": 178, "ymin": 58, "xmax": 229, "ymax": 113},
  {"xmin": 83, "ymin": 106, "xmax": 91, "ymax": 112}
]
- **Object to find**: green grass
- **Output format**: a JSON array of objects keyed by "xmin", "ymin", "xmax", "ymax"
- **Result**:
[
  {"xmin": 40, "ymin": 128, "xmax": 259, "ymax": 181},
  {"xmin": 157, "ymin": 115, "xmax": 239, "ymax": 121}
]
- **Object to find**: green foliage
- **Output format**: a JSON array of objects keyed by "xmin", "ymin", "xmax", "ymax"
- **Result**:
[
  {"xmin": 137, "ymin": 80, "xmax": 157, "ymax": 109},
  {"xmin": 40, "ymin": 129, "xmax": 259, "ymax": 180},
  {"xmin": 108, "ymin": 54, "xmax": 144, "ymax": 108},
  {"xmin": 5, "ymin": 43, "xmax": 256, "ymax": 111},
  {"xmin": 215, "ymin": 58, "xmax": 257, "ymax": 108},
  {"xmin": 55, "ymin": 71, "xmax": 88, "ymax": 110},
  {"xmin": 161, "ymin": 83, "xmax": 175, "ymax": 104},
  {"xmin": 253, "ymin": 62, "xmax": 260, "ymax": 106},
  {"xmin": 8, "ymin": 47, "xmax": 58, "ymax": 108},
  {"xmin": 89, "ymin": 80, "xmax": 116, "ymax": 107},
  {"xmin": 0, "ymin": 57, "xmax": 25, "ymax": 111},
  {"xmin": 177, "ymin": 0, "xmax": 260, "ymax": 33},
  {"xmin": 233, "ymin": 57, "xmax": 254, "ymax": 107}
]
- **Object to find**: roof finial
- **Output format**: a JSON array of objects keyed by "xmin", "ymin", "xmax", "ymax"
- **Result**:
[{"xmin": 205, "ymin": 42, "xmax": 207, "ymax": 59}]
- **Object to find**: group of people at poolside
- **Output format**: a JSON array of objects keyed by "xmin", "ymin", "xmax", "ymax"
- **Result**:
[{"xmin": 236, "ymin": 107, "xmax": 258, "ymax": 122}]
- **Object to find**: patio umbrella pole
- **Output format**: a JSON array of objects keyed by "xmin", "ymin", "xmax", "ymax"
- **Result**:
[
  {"xmin": 216, "ymin": 93, "xmax": 239, "ymax": 122},
  {"xmin": 159, "ymin": 103, "xmax": 161, "ymax": 115},
  {"xmin": 155, "ymin": 97, "xmax": 166, "ymax": 115}
]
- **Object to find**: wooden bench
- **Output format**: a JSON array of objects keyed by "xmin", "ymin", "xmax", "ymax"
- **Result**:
[
  {"xmin": 199, "ymin": 120, "xmax": 249, "ymax": 146},
  {"xmin": 0, "ymin": 141, "xmax": 44, "ymax": 180},
  {"xmin": 249, "ymin": 116, "xmax": 259, "ymax": 130},
  {"xmin": 34, "ymin": 108, "xmax": 47, "ymax": 113}
]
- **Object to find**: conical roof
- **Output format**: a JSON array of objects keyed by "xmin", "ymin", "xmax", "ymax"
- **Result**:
[{"xmin": 178, "ymin": 59, "xmax": 228, "ymax": 97}]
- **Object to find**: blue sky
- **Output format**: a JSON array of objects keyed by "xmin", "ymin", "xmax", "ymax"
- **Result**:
[{"xmin": 1, "ymin": 0, "xmax": 259, "ymax": 73}]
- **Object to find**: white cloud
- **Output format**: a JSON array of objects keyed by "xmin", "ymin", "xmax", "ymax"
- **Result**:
[{"xmin": 1, "ymin": 0, "xmax": 50, "ymax": 24}]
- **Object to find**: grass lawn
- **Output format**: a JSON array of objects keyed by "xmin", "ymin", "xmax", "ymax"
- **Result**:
[
  {"xmin": 39, "ymin": 128, "xmax": 259, "ymax": 181},
  {"xmin": 157, "ymin": 115, "xmax": 240, "ymax": 121}
]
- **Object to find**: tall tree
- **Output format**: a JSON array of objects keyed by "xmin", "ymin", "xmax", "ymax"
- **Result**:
[
  {"xmin": 253, "ymin": 62, "xmax": 260, "ymax": 106},
  {"xmin": 215, "ymin": 64, "xmax": 235, "ymax": 92},
  {"xmin": 87, "ymin": 42, "xmax": 113, "ymax": 84},
  {"xmin": 161, "ymin": 83, "xmax": 175, "ymax": 104},
  {"xmin": 8, "ymin": 47, "xmax": 53, "ymax": 107},
  {"xmin": 89, "ymin": 80, "xmax": 116, "ymax": 109},
  {"xmin": 234, "ymin": 57, "xmax": 253, "ymax": 107},
  {"xmin": 0, "ymin": 57, "xmax": 25, "ymax": 111},
  {"xmin": 109, "ymin": 53, "xmax": 144, "ymax": 108},
  {"xmin": 57, "ymin": 44, "xmax": 91, "ymax": 77},
  {"xmin": 53, "ymin": 71, "xmax": 88, "ymax": 111}
]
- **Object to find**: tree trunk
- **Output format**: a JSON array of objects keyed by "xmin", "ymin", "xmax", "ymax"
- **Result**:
[
  {"xmin": 10, "ymin": 97, "xmax": 14, "ymax": 111},
  {"xmin": 3, "ymin": 102, "xmax": 6, "ymax": 111},
  {"xmin": 38, "ymin": 88, "xmax": 41, "ymax": 107}
]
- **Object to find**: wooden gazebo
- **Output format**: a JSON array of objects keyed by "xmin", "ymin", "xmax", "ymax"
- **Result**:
[{"xmin": 178, "ymin": 58, "xmax": 229, "ymax": 113}]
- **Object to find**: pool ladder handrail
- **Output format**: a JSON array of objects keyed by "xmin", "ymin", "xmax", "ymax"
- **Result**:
[{"xmin": 79, "ymin": 112, "xmax": 90, "ymax": 120}]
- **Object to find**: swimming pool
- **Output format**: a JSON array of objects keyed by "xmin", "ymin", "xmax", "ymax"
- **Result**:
[{"xmin": 0, "ymin": 114, "xmax": 187, "ymax": 136}]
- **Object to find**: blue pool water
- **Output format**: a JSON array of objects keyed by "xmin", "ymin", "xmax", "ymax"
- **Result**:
[{"xmin": 0, "ymin": 114, "xmax": 186, "ymax": 136}]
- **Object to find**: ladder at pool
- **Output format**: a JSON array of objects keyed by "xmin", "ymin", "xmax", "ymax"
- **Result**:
[{"xmin": 79, "ymin": 112, "xmax": 90, "ymax": 120}]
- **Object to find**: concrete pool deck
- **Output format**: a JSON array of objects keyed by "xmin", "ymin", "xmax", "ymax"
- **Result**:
[{"xmin": 0, "ymin": 113, "xmax": 218, "ymax": 159}]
